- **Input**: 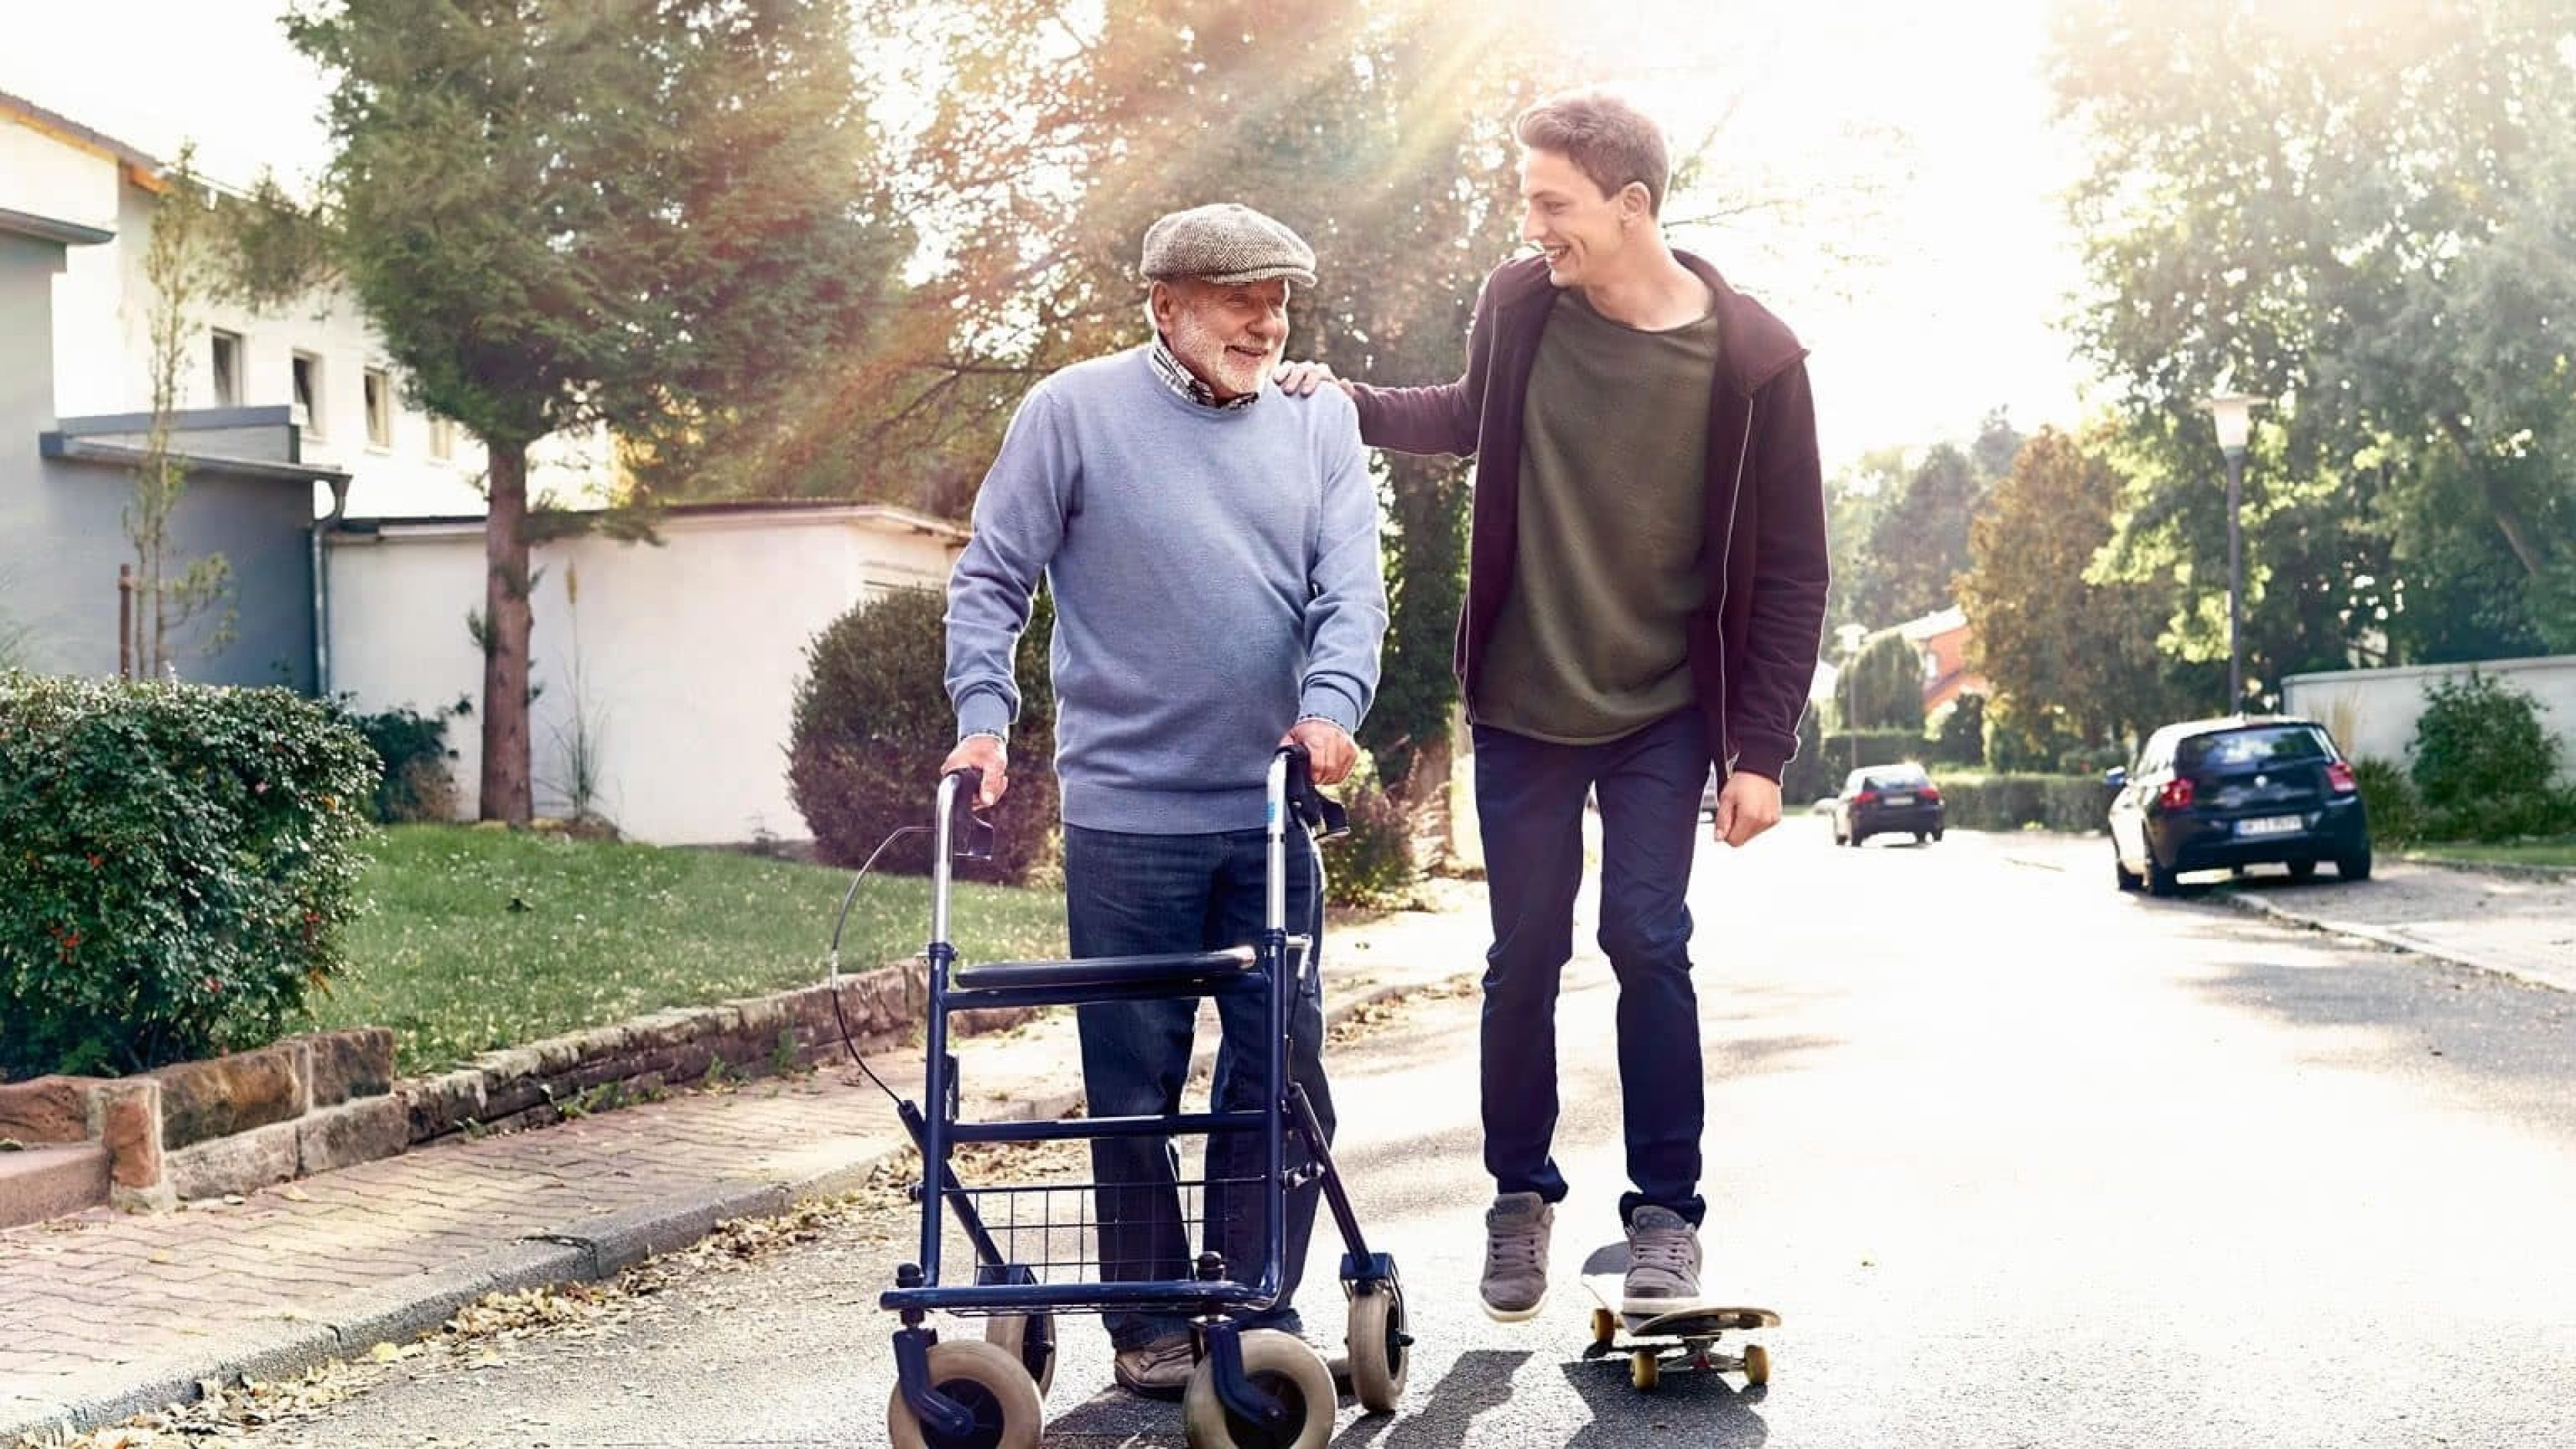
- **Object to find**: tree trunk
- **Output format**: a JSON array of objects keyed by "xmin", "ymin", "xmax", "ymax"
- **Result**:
[
  {"xmin": 2438, "ymin": 417, "xmax": 2550, "ymax": 580},
  {"xmin": 1400, "ymin": 724, "xmax": 1457, "ymax": 867},
  {"xmin": 480, "ymin": 440, "xmax": 535, "ymax": 824}
]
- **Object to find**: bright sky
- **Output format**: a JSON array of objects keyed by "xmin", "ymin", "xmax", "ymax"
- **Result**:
[{"xmin": 0, "ymin": 0, "xmax": 2095, "ymax": 473}]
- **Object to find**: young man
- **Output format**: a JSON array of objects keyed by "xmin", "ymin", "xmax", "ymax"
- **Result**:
[
  {"xmin": 1282, "ymin": 90, "xmax": 1828, "ymax": 1319},
  {"xmin": 941, "ymin": 202, "xmax": 1388, "ymax": 1393}
]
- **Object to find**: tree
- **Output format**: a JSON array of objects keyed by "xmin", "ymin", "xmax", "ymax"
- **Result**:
[
  {"xmin": 1852, "ymin": 443, "xmax": 1982, "ymax": 628},
  {"xmin": 1956, "ymin": 428, "xmax": 2180, "ymax": 749},
  {"xmin": 284, "ymin": 0, "xmax": 912, "ymax": 822},
  {"xmin": 1837, "ymin": 629, "xmax": 1925, "ymax": 735},
  {"xmin": 126, "ymin": 148, "xmax": 235, "ymax": 678},
  {"xmin": 2055, "ymin": 0, "xmax": 2576, "ymax": 663}
]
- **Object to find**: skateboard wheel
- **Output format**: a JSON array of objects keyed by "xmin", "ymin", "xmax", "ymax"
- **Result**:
[
  {"xmin": 887, "ymin": 1338, "xmax": 1043, "ymax": 1449},
  {"xmin": 1346, "ymin": 1282, "xmax": 1409, "ymax": 1413},
  {"xmin": 1590, "ymin": 1307, "xmax": 1618, "ymax": 1346},
  {"xmin": 983, "ymin": 1311, "xmax": 1057, "ymax": 1399},
  {"xmin": 1183, "ymin": 1329, "xmax": 1334, "ymax": 1449},
  {"xmin": 1742, "ymin": 1343, "xmax": 1770, "ymax": 1386},
  {"xmin": 1629, "ymin": 1349, "xmax": 1660, "ymax": 1391}
]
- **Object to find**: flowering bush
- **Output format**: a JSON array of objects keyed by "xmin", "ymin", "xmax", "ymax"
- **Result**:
[{"xmin": 0, "ymin": 674, "xmax": 377, "ymax": 1078}]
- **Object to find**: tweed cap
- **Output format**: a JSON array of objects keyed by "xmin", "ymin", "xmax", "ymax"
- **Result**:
[{"xmin": 1139, "ymin": 203, "xmax": 1317, "ymax": 287}]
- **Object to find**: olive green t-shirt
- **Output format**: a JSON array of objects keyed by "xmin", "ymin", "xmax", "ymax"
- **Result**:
[{"xmin": 1473, "ymin": 288, "xmax": 1719, "ymax": 743}]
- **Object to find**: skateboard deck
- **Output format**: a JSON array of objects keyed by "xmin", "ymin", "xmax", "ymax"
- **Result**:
[{"xmin": 1577, "ymin": 1242, "xmax": 1779, "ymax": 1391}]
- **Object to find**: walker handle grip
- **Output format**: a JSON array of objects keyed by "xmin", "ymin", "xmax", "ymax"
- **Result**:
[
  {"xmin": 1281, "ymin": 746, "xmax": 1349, "ymax": 842},
  {"xmin": 942, "ymin": 767, "xmax": 996, "ymax": 862}
]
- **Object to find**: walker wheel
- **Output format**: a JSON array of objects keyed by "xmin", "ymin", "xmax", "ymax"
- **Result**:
[
  {"xmin": 1590, "ymin": 1307, "xmax": 1618, "ymax": 1346},
  {"xmin": 1183, "ymin": 1329, "xmax": 1336, "ymax": 1448},
  {"xmin": 1346, "ymin": 1282, "xmax": 1410, "ymax": 1413},
  {"xmin": 886, "ymin": 1338, "xmax": 1042, "ymax": 1449},
  {"xmin": 983, "ymin": 1311, "xmax": 1057, "ymax": 1399},
  {"xmin": 1742, "ymin": 1342, "xmax": 1771, "ymax": 1386},
  {"xmin": 1630, "ymin": 1348, "xmax": 1660, "ymax": 1391}
]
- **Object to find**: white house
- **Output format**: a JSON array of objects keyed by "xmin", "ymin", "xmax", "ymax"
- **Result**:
[
  {"xmin": 323, "ymin": 502, "xmax": 971, "ymax": 845},
  {"xmin": 1, "ymin": 87, "xmax": 613, "ymax": 521}
]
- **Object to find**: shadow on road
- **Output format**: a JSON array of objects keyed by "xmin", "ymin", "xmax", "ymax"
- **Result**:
[
  {"xmin": 1330, "ymin": 1348, "xmax": 1532, "ymax": 1448},
  {"xmin": 2176, "ymin": 920, "xmax": 2576, "ymax": 1131},
  {"xmin": 1555, "ymin": 1353, "xmax": 1769, "ymax": 1446}
]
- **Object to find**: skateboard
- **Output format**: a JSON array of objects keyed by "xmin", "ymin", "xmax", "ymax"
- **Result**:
[{"xmin": 1578, "ymin": 1242, "xmax": 1780, "ymax": 1391}]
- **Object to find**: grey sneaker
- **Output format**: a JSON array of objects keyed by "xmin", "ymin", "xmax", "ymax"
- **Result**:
[
  {"xmin": 1112, "ymin": 1334, "xmax": 1195, "ymax": 1397},
  {"xmin": 1622, "ymin": 1205, "xmax": 1704, "ymax": 1313},
  {"xmin": 1481, "ymin": 1191, "xmax": 1554, "ymax": 1322}
]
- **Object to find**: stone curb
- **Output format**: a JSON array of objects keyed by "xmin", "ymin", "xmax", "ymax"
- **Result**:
[
  {"xmin": 2211, "ymin": 889, "xmax": 2571, "ymax": 996},
  {"xmin": 1, "ymin": 976, "xmax": 1442, "ymax": 1445}
]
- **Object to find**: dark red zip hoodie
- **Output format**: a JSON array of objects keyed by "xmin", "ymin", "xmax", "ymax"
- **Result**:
[{"xmin": 1347, "ymin": 252, "xmax": 1830, "ymax": 782}]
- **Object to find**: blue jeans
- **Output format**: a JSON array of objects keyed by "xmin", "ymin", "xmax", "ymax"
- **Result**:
[
  {"xmin": 1063, "ymin": 822, "xmax": 1333, "ymax": 1350},
  {"xmin": 1472, "ymin": 709, "xmax": 1709, "ymax": 1227}
]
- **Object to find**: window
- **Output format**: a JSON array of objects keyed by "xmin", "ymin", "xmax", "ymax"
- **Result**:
[
  {"xmin": 209, "ymin": 330, "xmax": 241, "ymax": 407},
  {"xmin": 2178, "ymin": 725, "xmax": 2330, "ymax": 772},
  {"xmin": 427, "ymin": 416, "xmax": 456, "ymax": 462},
  {"xmin": 363, "ymin": 367, "xmax": 392, "ymax": 448},
  {"xmin": 292, "ymin": 352, "xmax": 323, "ymax": 437}
]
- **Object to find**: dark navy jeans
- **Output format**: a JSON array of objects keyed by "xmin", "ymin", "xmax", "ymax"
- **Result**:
[
  {"xmin": 1472, "ymin": 709, "xmax": 1709, "ymax": 1228},
  {"xmin": 1063, "ymin": 822, "xmax": 1333, "ymax": 1350}
]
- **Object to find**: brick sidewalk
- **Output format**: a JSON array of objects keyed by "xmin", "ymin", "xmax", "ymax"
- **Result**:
[{"xmin": 0, "ymin": 891, "xmax": 1486, "ymax": 1444}]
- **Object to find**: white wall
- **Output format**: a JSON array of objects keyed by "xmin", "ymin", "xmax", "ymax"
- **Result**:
[
  {"xmin": 2283, "ymin": 655, "xmax": 2576, "ymax": 778},
  {"xmin": 325, "ymin": 506, "xmax": 967, "ymax": 844}
]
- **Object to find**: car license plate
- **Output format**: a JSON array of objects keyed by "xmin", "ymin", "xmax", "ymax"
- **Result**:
[
  {"xmin": 1882, "ymin": 793, "xmax": 1914, "ymax": 806},
  {"xmin": 2237, "ymin": 814, "xmax": 2302, "ymax": 837}
]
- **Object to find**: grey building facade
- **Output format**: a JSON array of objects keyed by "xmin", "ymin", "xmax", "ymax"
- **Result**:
[{"xmin": 3, "ymin": 208, "xmax": 342, "ymax": 692}]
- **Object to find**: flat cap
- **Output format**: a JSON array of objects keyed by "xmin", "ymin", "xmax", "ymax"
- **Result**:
[{"xmin": 1140, "ymin": 203, "xmax": 1317, "ymax": 287}]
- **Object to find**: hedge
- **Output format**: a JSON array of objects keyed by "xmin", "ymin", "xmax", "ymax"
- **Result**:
[
  {"xmin": 1935, "ymin": 772, "xmax": 2114, "ymax": 834},
  {"xmin": 0, "ymin": 673, "xmax": 378, "ymax": 1079}
]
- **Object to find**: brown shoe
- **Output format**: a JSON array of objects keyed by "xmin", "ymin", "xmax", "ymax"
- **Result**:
[{"xmin": 1112, "ymin": 1334, "xmax": 1196, "ymax": 1398}]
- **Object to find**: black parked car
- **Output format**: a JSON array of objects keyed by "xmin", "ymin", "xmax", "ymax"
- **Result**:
[
  {"xmin": 1831, "ymin": 763, "xmax": 1945, "ymax": 847},
  {"xmin": 2106, "ymin": 715, "xmax": 2371, "ymax": 897}
]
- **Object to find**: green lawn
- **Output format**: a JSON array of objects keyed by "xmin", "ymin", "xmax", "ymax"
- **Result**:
[
  {"xmin": 2402, "ymin": 839, "xmax": 2576, "ymax": 870},
  {"xmin": 306, "ymin": 825, "xmax": 1068, "ymax": 1075}
]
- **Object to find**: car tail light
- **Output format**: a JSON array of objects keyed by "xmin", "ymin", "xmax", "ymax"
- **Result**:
[
  {"xmin": 2157, "ymin": 777, "xmax": 2196, "ymax": 812},
  {"xmin": 2326, "ymin": 761, "xmax": 2358, "ymax": 794},
  {"xmin": 1920, "ymin": 785, "xmax": 1941, "ymax": 802},
  {"xmin": 1856, "ymin": 790, "xmax": 1880, "ymax": 805}
]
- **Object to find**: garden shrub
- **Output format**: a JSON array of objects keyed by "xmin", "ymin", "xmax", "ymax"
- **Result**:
[
  {"xmin": 0, "ymin": 674, "xmax": 377, "ymax": 1079},
  {"xmin": 2350, "ymin": 757, "xmax": 2420, "ymax": 847},
  {"xmin": 788, "ymin": 587, "xmax": 1059, "ymax": 885},
  {"xmin": 1319, "ymin": 751, "xmax": 1415, "ymax": 911},
  {"xmin": 331, "ymin": 694, "xmax": 467, "ymax": 823},
  {"xmin": 2409, "ymin": 673, "xmax": 2563, "ymax": 834}
]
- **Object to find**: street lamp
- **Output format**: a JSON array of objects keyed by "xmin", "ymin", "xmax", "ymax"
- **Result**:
[
  {"xmin": 2204, "ymin": 392, "xmax": 2262, "ymax": 712},
  {"xmin": 1834, "ymin": 622, "xmax": 1868, "ymax": 769}
]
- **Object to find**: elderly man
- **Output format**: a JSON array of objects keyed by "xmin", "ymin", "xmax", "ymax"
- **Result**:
[{"xmin": 939, "ymin": 203, "xmax": 1388, "ymax": 1396}]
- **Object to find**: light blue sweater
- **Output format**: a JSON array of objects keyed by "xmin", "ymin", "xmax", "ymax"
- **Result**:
[{"xmin": 945, "ymin": 347, "xmax": 1388, "ymax": 833}]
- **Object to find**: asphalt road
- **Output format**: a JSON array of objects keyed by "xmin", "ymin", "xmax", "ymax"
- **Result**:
[{"xmin": 244, "ymin": 818, "xmax": 2576, "ymax": 1447}]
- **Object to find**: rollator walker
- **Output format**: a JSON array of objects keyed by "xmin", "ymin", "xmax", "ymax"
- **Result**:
[{"xmin": 881, "ymin": 747, "xmax": 1410, "ymax": 1448}]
